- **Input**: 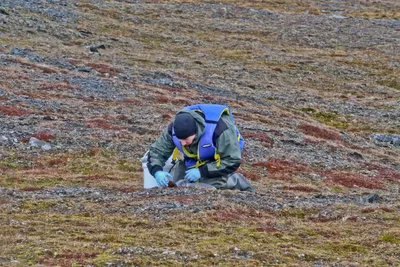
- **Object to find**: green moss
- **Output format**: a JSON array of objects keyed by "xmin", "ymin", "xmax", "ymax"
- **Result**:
[
  {"xmin": 380, "ymin": 232, "xmax": 400, "ymax": 243},
  {"xmin": 323, "ymin": 241, "xmax": 367, "ymax": 255},
  {"xmin": 331, "ymin": 185, "xmax": 345, "ymax": 193},
  {"xmin": 377, "ymin": 79, "xmax": 400, "ymax": 90},
  {"xmin": 25, "ymin": 177, "xmax": 63, "ymax": 188},
  {"xmin": 66, "ymin": 148, "xmax": 137, "ymax": 176},
  {"xmin": 0, "ymin": 36, "xmax": 37, "ymax": 47},
  {"xmin": 0, "ymin": 161, "xmax": 18, "ymax": 169},
  {"xmin": 279, "ymin": 208, "xmax": 309, "ymax": 219},
  {"xmin": 299, "ymin": 108, "xmax": 349, "ymax": 129},
  {"xmin": 15, "ymin": 245, "xmax": 43, "ymax": 265},
  {"xmin": 0, "ymin": 175, "xmax": 63, "ymax": 189},
  {"xmin": 20, "ymin": 199, "xmax": 58, "ymax": 211},
  {"xmin": 0, "ymin": 153, "xmax": 32, "ymax": 170},
  {"xmin": 98, "ymin": 235, "xmax": 119, "ymax": 243},
  {"xmin": 0, "ymin": 7, "xmax": 12, "ymax": 15},
  {"xmin": 300, "ymin": 107, "xmax": 316, "ymax": 113},
  {"xmin": 0, "ymin": 176, "xmax": 19, "ymax": 187},
  {"xmin": 91, "ymin": 252, "xmax": 120, "ymax": 265},
  {"xmin": 117, "ymin": 159, "xmax": 139, "ymax": 172},
  {"xmin": 382, "ymin": 213, "xmax": 400, "ymax": 222},
  {"xmin": 311, "ymin": 111, "xmax": 349, "ymax": 129},
  {"xmin": 300, "ymin": 228, "xmax": 320, "ymax": 237}
]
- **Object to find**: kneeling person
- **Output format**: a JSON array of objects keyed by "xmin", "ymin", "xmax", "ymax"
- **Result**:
[{"xmin": 147, "ymin": 104, "xmax": 254, "ymax": 192}]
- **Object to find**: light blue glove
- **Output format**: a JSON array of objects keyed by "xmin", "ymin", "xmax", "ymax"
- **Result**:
[
  {"xmin": 185, "ymin": 168, "xmax": 201, "ymax": 182},
  {"xmin": 154, "ymin": 171, "xmax": 172, "ymax": 187}
]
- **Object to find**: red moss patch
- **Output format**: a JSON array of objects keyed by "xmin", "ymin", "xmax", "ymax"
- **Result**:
[
  {"xmin": 0, "ymin": 105, "xmax": 26, "ymax": 116},
  {"xmin": 361, "ymin": 207, "xmax": 376, "ymax": 213},
  {"xmin": 33, "ymin": 131, "xmax": 56, "ymax": 141},
  {"xmin": 46, "ymin": 157, "xmax": 68, "ymax": 167},
  {"xmin": 87, "ymin": 63, "xmax": 119, "ymax": 76},
  {"xmin": 299, "ymin": 123, "xmax": 341, "ymax": 141},
  {"xmin": 154, "ymin": 95, "xmax": 169, "ymax": 103},
  {"xmin": 252, "ymin": 158, "xmax": 312, "ymax": 181},
  {"xmin": 381, "ymin": 207, "xmax": 395, "ymax": 212},
  {"xmin": 21, "ymin": 186, "xmax": 42, "ymax": 191},
  {"xmin": 20, "ymin": 131, "xmax": 56, "ymax": 143},
  {"xmin": 86, "ymin": 119, "xmax": 122, "ymax": 130},
  {"xmin": 242, "ymin": 131, "xmax": 274, "ymax": 147},
  {"xmin": 325, "ymin": 171, "xmax": 385, "ymax": 189},
  {"xmin": 256, "ymin": 158, "xmax": 309, "ymax": 174},
  {"xmin": 366, "ymin": 164, "xmax": 400, "ymax": 182}
]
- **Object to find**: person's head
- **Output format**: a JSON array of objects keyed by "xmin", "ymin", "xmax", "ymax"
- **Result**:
[{"xmin": 173, "ymin": 113, "xmax": 197, "ymax": 146}]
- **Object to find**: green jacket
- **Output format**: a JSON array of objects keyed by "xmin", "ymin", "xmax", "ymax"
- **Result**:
[{"xmin": 147, "ymin": 109, "xmax": 242, "ymax": 178}]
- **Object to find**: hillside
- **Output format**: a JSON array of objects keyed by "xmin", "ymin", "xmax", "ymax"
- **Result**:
[{"xmin": 0, "ymin": 0, "xmax": 399, "ymax": 266}]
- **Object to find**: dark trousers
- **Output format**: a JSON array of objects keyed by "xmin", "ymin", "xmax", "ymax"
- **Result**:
[{"xmin": 172, "ymin": 160, "xmax": 255, "ymax": 192}]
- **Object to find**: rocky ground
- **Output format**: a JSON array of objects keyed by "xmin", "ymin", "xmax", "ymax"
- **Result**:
[{"xmin": 0, "ymin": 0, "xmax": 399, "ymax": 266}]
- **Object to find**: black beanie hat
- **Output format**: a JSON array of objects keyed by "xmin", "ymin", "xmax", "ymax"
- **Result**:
[{"xmin": 173, "ymin": 113, "xmax": 197, "ymax": 139}]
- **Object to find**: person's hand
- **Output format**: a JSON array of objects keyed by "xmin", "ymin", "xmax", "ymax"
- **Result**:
[
  {"xmin": 185, "ymin": 168, "xmax": 201, "ymax": 182},
  {"xmin": 154, "ymin": 171, "xmax": 172, "ymax": 187}
]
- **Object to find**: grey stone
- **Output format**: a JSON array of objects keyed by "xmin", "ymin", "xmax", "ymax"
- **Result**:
[
  {"xmin": 372, "ymin": 134, "xmax": 400, "ymax": 147},
  {"xmin": 366, "ymin": 193, "xmax": 380, "ymax": 203},
  {"xmin": 0, "ymin": 7, "xmax": 10, "ymax": 15},
  {"xmin": 89, "ymin": 44, "xmax": 106, "ymax": 53}
]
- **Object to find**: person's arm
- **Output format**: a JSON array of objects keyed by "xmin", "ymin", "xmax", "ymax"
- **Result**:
[
  {"xmin": 198, "ymin": 117, "xmax": 241, "ymax": 178},
  {"xmin": 147, "ymin": 124, "xmax": 176, "ymax": 177}
]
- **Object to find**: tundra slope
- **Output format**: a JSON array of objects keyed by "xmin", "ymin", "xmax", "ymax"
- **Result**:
[{"xmin": 0, "ymin": 0, "xmax": 399, "ymax": 266}]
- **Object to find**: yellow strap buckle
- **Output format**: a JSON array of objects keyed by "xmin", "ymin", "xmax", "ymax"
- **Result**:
[
  {"xmin": 214, "ymin": 153, "xmax": 221, "ymax": 167},
  {"xmin": 172, "ymin": 147, "xmax": 179, "ymax": 162}
]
